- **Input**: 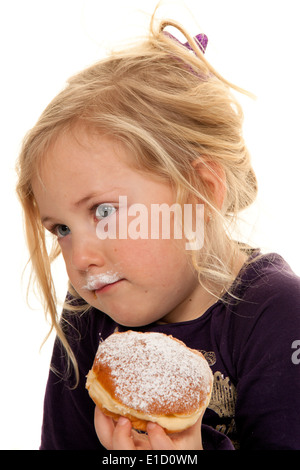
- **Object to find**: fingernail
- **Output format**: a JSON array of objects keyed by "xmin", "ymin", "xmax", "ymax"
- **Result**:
[
  {"xmin": 118, "ymin": 417, "xmax": 129, "ymax": 426},
  {"xmin": 147, "ymin": 422, "xmax": 157, "ymax": 430}
]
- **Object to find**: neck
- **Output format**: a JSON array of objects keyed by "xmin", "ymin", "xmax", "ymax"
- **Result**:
[{"xmin": 159, "ymin": 249, "xmax": 248, "ymax": 325}]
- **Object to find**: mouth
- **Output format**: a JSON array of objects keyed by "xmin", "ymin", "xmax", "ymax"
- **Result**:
[
  {"xmin": 82, "ymin": 272, "xmax": 124, "ymax": 296},
  {"xmin": 94, "ymin": 278, "xmax": 124, "ymax": 296}
]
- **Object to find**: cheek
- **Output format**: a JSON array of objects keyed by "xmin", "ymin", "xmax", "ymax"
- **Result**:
[
  {"xmin": 59, "ymin": 244, "xmax": 82, "ymax": 289},
  {"xmin": 59, "ymin": 245, "xmax": 72, "ymax": 272},
  {"xmin": 116, "ymin": 237, "xmax": 189, "ymax": 283}
]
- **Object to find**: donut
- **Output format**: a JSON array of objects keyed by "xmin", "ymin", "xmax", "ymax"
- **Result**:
[{"xmin": 86, "ymin": 331, "xmax": 213, "ymax": 433}]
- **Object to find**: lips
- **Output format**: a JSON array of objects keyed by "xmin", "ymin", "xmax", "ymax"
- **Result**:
[
  {"xmin": 94, "ymin": 279, "xmax": 123, "ymax": 294},
  {"xmin": 83, "ymin": 272, "xmax": 123, "ymax": 293}
]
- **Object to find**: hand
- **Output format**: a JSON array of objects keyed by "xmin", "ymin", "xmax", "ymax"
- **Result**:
[{"xmin": 94, "ymin": 407, "xmax": 204, "ymax": 450}]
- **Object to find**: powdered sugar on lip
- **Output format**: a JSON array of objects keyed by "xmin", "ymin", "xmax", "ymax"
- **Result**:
[{"xmin": 83, "ymin": 271, "xmax": 122, "ymax": 291}]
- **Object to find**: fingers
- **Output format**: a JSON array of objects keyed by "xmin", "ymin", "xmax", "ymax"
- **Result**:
[
  {"xmin": 94, "ymin": 406, "xmax": 115, "ymax": 449},
  {"xmin": 94, "ymin": 408, "xmax": 169, "ymax": 450},
  {"xmin": 112, "ymin": 417, "xmax": 136, "ymax": 450},
  {"xmin": 146, "ymin": 422, "xmax": 175, "ymax": 450},
  {"xmin": 94, "ymin": 407, "xmax": 136, "ymax": 450},
  {"xmin": 94, "ymin": 407, "xmax": 203, "ymax": 450},
  {"xmin": 147, "ymin": 416, "xmax": 203, "ymax": 450}
]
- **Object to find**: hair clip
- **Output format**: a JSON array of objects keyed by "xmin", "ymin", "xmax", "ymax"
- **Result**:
[{"xmin": 163, "ymin": 31, "xmax": 208, "ymax": 54}]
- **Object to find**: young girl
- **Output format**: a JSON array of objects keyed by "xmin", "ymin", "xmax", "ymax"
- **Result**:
[{"xmin": 16, "ymin": 10, "xmax": 300, "ymax": 450}]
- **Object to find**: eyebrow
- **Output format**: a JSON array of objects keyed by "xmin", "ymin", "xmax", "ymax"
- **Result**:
[
  {"xmin": 73, "ymin": 192, "xmax": 99, "ymax": 208},
  {"xmin": 40, "ymin": 189, "xmax": 119, "ymax": 225},
  {"xmin": 41, "ymin": 215, "xmax": 55, "ymax": 225}
]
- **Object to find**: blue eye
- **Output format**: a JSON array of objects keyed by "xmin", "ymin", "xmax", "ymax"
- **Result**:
[
  {"xmin": 56, "ymin": 224, "xmax": 71, "ymax": 238},
  {"xmin": 96, "ymin": 204, "xmax": 117, "ymax": 219}
]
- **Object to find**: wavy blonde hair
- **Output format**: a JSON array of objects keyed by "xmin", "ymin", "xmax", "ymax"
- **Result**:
[{"xmin": 16, "ymin": 12, "xmax": 257, "ymax": 383}]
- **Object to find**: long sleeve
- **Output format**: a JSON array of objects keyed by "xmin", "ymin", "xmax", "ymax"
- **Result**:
[
  {"xmin": 230, "ymin": 261, "xmax": 300, "ymax": 449},
  {"xmin": 40, "ymin": 308, "xmax": 118, "ymax": 450}
]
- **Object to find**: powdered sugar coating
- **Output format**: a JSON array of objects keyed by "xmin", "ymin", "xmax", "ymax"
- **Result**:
[{"xmin": 94, "ymin": 331, "xmax": 213, "ymax": 415}]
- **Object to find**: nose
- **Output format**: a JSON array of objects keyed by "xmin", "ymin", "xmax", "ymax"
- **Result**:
[{"xmin": 71, "ymin": 232, "xmax": 105, "ymax": 272}]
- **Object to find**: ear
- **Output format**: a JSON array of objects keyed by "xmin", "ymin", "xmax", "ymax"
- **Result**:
[{"xmin": 192, "ymin": 159, "xmax": 226, "ymax": 211}]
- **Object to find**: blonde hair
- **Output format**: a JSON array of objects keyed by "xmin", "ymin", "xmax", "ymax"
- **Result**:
[{"xmin": 16, "ymin": 12, "xmax": 257, "ymax": 384}]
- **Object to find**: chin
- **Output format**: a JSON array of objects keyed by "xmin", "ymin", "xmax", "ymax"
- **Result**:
[{"xmin": 109, "ymin": 311, "xmax": 160, "ymax": 328}]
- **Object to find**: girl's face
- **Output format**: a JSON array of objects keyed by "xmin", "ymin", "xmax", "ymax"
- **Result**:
[{"xmin": 33, "ymin": 125, "xmax": 207, "ymax": 327}]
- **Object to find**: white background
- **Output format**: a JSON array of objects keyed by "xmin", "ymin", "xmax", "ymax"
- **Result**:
[{"xmin": 1, "ymin": 0, "xmax": 299, "ymax": 449}]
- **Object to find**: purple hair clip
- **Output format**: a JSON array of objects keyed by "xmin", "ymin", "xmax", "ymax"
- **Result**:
[{"xmin": 163, "ymin": 31, "xmax": 208, "ymax": 54}]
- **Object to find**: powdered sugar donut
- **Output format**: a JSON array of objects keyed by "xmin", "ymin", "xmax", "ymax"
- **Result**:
[{"xmin": 86, "ymin": 331, "xmax": 213, "ymax": 433}]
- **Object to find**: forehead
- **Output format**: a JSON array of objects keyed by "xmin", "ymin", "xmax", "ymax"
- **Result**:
[
  {"xmin": 43, "ymin": 127, "xmax": 128, "ymax": 175},
  {"xmin": 32, "ymin": 123, "xmax": 175, "ymax": 220},
  {"xmin": 35, "ymin": 126, "xmax": 135, "ymax": 193},
  {"xmin": 31, "ymin": 127, "xmax": 135, "ymax": 214}
]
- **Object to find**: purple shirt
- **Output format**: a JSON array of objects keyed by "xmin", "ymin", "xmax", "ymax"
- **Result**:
[{"xmin": 40, "ymin": 252, "xmax": 300, "ymax": 450}]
